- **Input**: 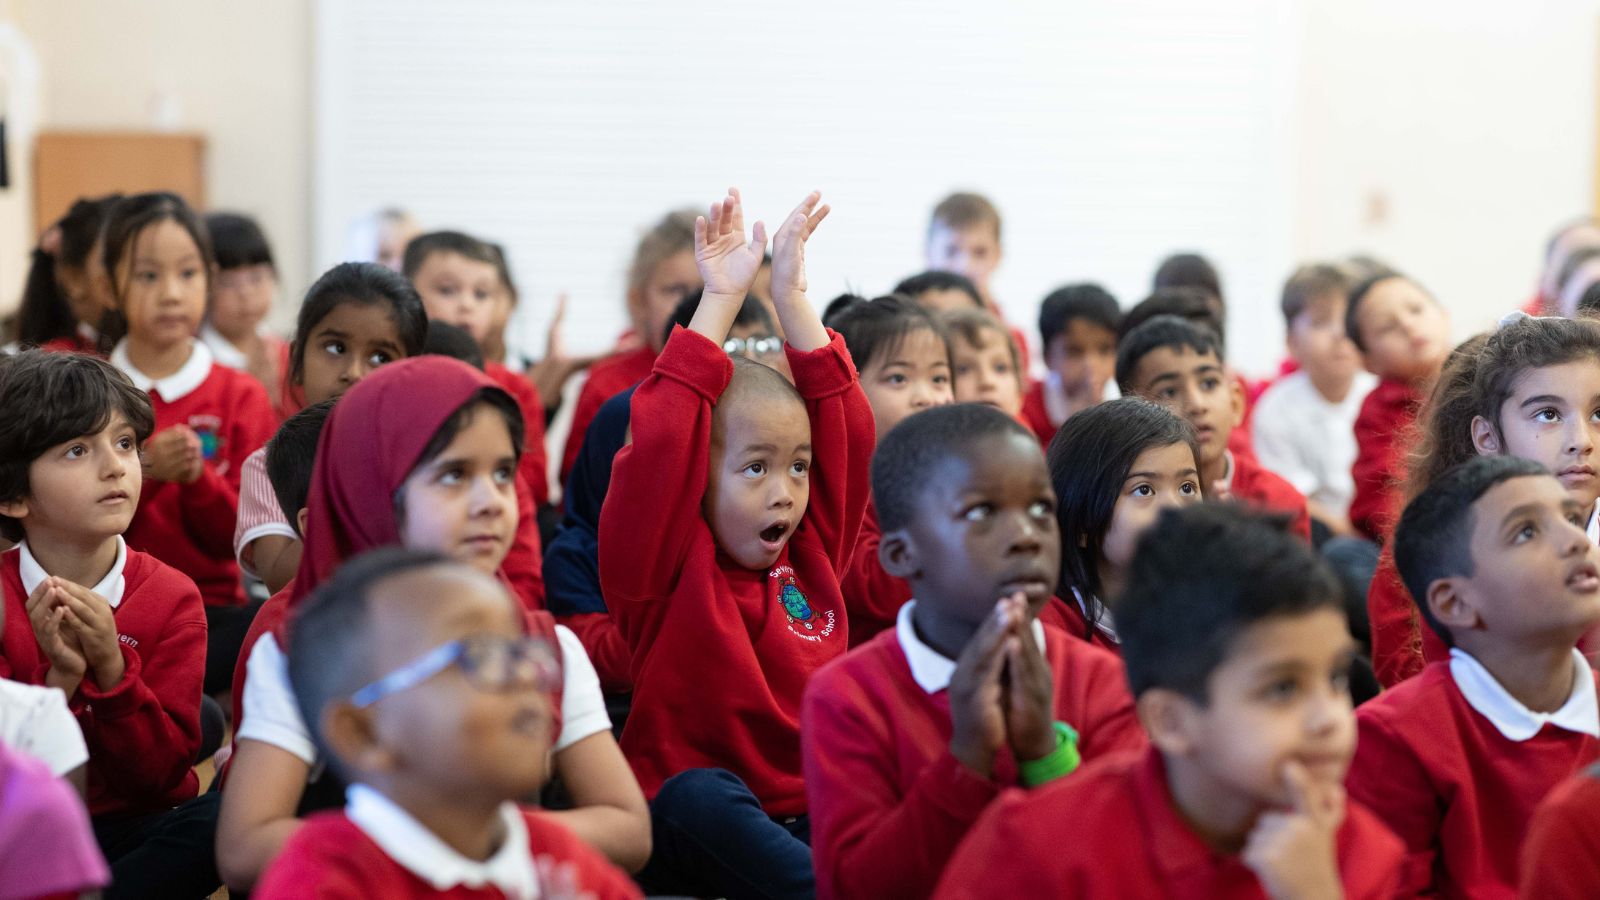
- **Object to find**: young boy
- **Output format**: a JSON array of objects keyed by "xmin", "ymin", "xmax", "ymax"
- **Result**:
[
  {"xmin": 924, "ymin": 192, "xmax": 1031, "ymax": 368},
  {"xmin": 255, "ymin": 547, "xmax": 640, "ymax": 899},
  {"xmin": 1021, "ymin": 283, "xmax": 1120, "ymax": 445},
  {"xmin": 0, "ymin": 350, "xmax": 214, "ymax": 895},
  {"xmin": 803, "ymin": 403, "xmax": 1143, "ymax": 900},
  {"xmin": 1345, "ymin": 272, "xmax": 1451, "ymax": 542},
  {"xmin": 942, "ymin": 309, "xmax": 1024, "ymax": 420},
  {"xmin": 893, "ymin": 270, "xmax": 985, "ymax": 315},
  {"xmin": 1346, "ymin": 456, "xmax": 1600, "ymax": 897},
  {"xmin": 404, "ymin": 230, "xmax": 550, "ymax": 507},
  {"xmin": 1252, "ymin": 265, "xmax": 1375, "ymax": 537},
  {"xmin": 599, "ymin": 190, "xmax": 872, "ymax": 897},
  {"xmin": 934, "ymin": 504, "xmax": 1403, "ymax": 898},
  {"xmin": 1117, "ymin": 316, "xmax": 1312, "ymax": 541}
]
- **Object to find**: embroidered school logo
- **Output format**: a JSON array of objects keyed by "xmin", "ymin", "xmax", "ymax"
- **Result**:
[
  {"xmin": 770, "ymin": 564, "xmax": 836, "ymax": 642},
  {"xmin": 188, "ymin": 414, "xmax": 226, "ymax": 471}
]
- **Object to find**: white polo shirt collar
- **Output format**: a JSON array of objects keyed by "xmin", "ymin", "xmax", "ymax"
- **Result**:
[
  {"xmin": 17, "ymin": 538, "xmax": 128, "ymax": 609},
  {"xmin": 896, "ymin": 600, "xmax": 1046, "ymax": 694},
  {"xmin": 111, "ymin": 339, "xmax": 212, "ymax": 402},
  {"xmin": 1449, "ymin": 647, "xmax": 1600, "ymax": 741},
  {"xmin": 346, "ymin": 784, "xmax": 539, "ymax": 899},
  {"xmin": 1588, "ymin": 498, "xmax": 1599, "ymax": 546}
]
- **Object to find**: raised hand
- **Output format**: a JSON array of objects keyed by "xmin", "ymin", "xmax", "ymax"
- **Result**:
[
  {"xmin": 694, "ymin": 188, "xmax": 767, "ymax": 300},
  {"xmin": 51, "ymin": 578, "xmax": 126, "ymax": 691},
  {"xmin": 948, "ymin": 599, "xmax": 1020, "ymax": 779},
  {"xmin": 769, "ymin": 191, "xmax": 830, "ymax": 306},
  {"xmin": 1001, "ymin": 593, "xmax": 1058, "ymax": 762},
  {"xmin": 527, "ymin": 293, "xmax": 599, "ymax": 405},
  {"xmin": 143, "ymin": 426, "xmax": 203, "ymax": 484},
  {"xmin": 1242, "ymin": 761, "xmax": 1346, "ymax": 900}
]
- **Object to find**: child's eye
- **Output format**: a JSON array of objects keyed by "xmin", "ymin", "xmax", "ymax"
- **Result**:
[
  {"xmin": 494, "ymin": 465, "xmax": 516, "ymax": 484},
  {"xmin": 963, "ymin": 504, "xmax": 993, "ymax": 522},
  {"xmin": 994, "ymin": 362, "xmax": 1013, "ymax": 376},
  {"xmin": 116, "ymin": 436, "xmax": 136, "ymax": 452},
  {"xmin": 1514, "ymin": 522, "xmax": 1538, "ymax": 544},
  {"xmin": 437, "ymin": 466, "xmax": 466, "ymax": 486},
  {"xmin": 790, "ymin": 460, "xmax": 809, "ymax": 477},
  {"xmin": 1263, "ymin": 679, "xmax": 1299, "ymax": 703},
  {"xmin": 323, "ymin": 340, "xmax": 346, "ymax": 357},
  {"xmin": 1201, "ymin": 378, "xmax": 1221, "ymax": 391},
  {"xmin": 1028, "ymin": 499, "xmax": 1053, "ymax": 518},
  {"xmin": 932, "ymin": 374, "xmax": 951, "ymax": 386},
  {"xmin": 743, "ymin": 462, "xmax": 767, "ymax": 477},
  {"xmin": 954, "ymin": 363, "xmax": 974, "ymax": 376},
  {"xmin": 182, "ymin": 267, "xmax": 200, "ymax": 280},
  {"xmin": 1130, "ymin": 484, "xmax": 1154, "ymax": 498},
  {"xmin": 1181, "ymin": 481, "xmax": 1200, "ymax": 495},
  {"xmin": 1534, "ymin": 408, "xmax": 1561, "ymax": 424},
  {"xmin": 1158, "ymin": 387, "xmax": 1179, "ymax": 400},
  {"xmin": 1570, "ymin": 511, "xmax": 1588, "ymax": 528},
  {"xmin": 135, "ymin": 270, "xmax": 158, "ymax": 284},
  {"xmin": 64, "ymin": 443, "xmax": 87, "ymax": 459},
  {"xmin": 368, "ymin": 351, "xmax": 393, "ymax": 367},
  {"xmin": 883, "ymin": 373, "xmax": 908, "ymax": 386}
]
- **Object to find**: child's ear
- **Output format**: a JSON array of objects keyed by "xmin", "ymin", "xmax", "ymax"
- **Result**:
[
  {"xmin": 1137, "ymin": 689, "xmax": 1199, "ymax": 758},
  {"xmin": 0, "ymin": 497, "xmax": 28, "ymax": 522},
  {"xmin": 321, "ymin": 702, "xmax": 396, "ymax": 777},
  {"xmin": 1226, "ymin": 368, "xmax": 1246, "ymax": 429},
  {"xmin": 878, "ymin": 529, "xmax": 921, "ymax": 580},
  {"xmin": 295, "ymin": 508, "xmax": 309, "ymax": 538},
  {"xmin": 1469, "ymin": 415, "xmax": 1502, "ymax": 456},
  {"xmin": 1427, "ymin": 577, "xmax": 1481, "ymax": 633}
]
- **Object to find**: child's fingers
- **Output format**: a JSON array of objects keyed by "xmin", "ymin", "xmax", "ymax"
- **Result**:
[
  {"xmin": 749, "ymin": 220, "xmax": 768, "ymax": 255},
  {"xmin": 694, "ymin": 216, "xmax": 709, "ymax": 252},
  {"xmin": 727, "ymin": 187, "xmax": 744, "ymax": 233},
  {"xmin": 1281, "ymin": 760, "xmax": 1319, "ymax": 818},
  {"xmin": 806, "ymin": 203, "xmax": 832, "ymax": 238},
  {"xmin": 956, "ymin": 602, "xmax": 1015, "ymax": 685}
]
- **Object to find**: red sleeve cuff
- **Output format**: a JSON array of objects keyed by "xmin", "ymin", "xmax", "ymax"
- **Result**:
[
  {"xmin": 786, "ymin": 329, "xmax": 859, "ymax": 400},
  {"xmin": 656, "ymin": 327, "xmax": 735, "ymax": 402}
]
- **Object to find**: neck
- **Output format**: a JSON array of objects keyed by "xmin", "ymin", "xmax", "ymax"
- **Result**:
[
  {"xmin": 26, "ymin": 531, "xmax": 119, "ymax": 590},
  {"xmin": 1201, "ymin": 451, "xmax": 1230, "ymax": 496},
  {"xmin": 1163, "ymin": 753, "xmax": 1262, "ymax": 854},
  {"xmin": 910, "ymin": 600, "xmax": 977, "ymax": 660},
  {"xmin": 1307, "ymin": 368, "xmax": 1355, "ymax": 404},
  {"xmin": 126, "ymin": 336, "xmax": 193, "ymax": 380},
  {"xmin": 377, "ymin": 779, "xmax": 507, "ymax": 862},
  {"xmin": 1457, "ymin": 636, "xmax": 1579, "ymax": 714},
  {"xmin": 220, "ymin": 327, "xmax": 260, "ymax": 351}
]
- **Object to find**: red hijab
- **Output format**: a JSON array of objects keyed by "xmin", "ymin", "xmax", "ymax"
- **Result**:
[{"xmin": 288, "ymin": 355, "xmax": 507, "ymax": 607}]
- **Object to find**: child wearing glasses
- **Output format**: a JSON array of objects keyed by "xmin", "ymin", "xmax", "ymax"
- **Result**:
[{"xmin": 255, "ymin": 548, "xmax": 641, "ymax": 898}]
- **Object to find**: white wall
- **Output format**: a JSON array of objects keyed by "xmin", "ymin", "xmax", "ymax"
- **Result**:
[{"xmin": 0, "ymin": 0, "xmax": 311, "ymax": 327}]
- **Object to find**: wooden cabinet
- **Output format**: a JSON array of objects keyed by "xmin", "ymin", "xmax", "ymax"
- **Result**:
[{"xmin": 33, "ymin": 131, "xmax": 204, "ymax": 230}]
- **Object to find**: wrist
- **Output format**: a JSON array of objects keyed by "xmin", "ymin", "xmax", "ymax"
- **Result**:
[
  {"xmin": 950, "ymin": 738, "xmax": 995, "ymax": 780},
  {"xmin": 1018, "ymin": 721, "xmax": 1080, "ymax": 787}
]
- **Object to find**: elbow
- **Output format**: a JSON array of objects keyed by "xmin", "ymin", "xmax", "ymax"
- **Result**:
[
  {"xmin": 216, "ymin": 833, "xmax": 262, "ymax": 893},
  {"xmin": 614, "ymin": 808, "xmax": 653, "ymax": 873}
]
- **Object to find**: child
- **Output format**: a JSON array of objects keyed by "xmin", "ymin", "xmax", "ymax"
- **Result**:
[
  {"xmin": 404, "ymin": 231, "xmax": 550, "ymax": 507},
  {"xmin": 560, "ymin": 208, "xmax": 702, "ymax": 482},
  {"xmin": 217, "ymin": 354, "xmax": 648, "ymax": 891},
  {"xmin": 823, "ymin": 293, "xmax": 953, "ymax": 644},
  {"xmin": 255, "ymin": 548, "xmax": 641, "ymax": 899},
  {"xmin": 893, "ymin": 270, "xmax": 984, "ymax": 315},
  {"xmin": 935, "ymin": 504, "xmax": 1403, "ymax": 899},
  {"xmin": 1047, "ymin": 397, "xmax": 1202, "ymax": 648},
  {"xmin": 1348, "ymin": 456, "xmax": 1600, "ymax": 897},
  {"xmin": 11, "ymin": 194, "xmax": 120, "ymax": 354},
  {"xmin": 99, "ymin": 192, "xmax": 276, "ymax": 681},
  {"xmin": 804, "ymin": 403, "xmax": 1144, "ymax": 900},
  {"xmin": 0, "ymin": 350, "xmax": 217, "ymax": 896},
  {"xmin": 1117, "ymin": 315, "xmax": 1311, "ymax": 540},
  {"xmin": 1152, "ymin": 251, "xmax": 1225, "ymax": 312},
  {"xmin": 923, "ymin": 192, "xmax": 1031, "ymax": 367},
  {"xmin": 202, "ymin": 211, "xmax": 288, "ymax": 396},
  {"xmin": 599, "ymin": 189, "xmax": 871, "ymax": 897},
  {"xmin": 1345, "ymin": 271, "xmax": 1452, "ymax": 542},
  {"xmin": 1022, "ymin": 283, "xmax": 1120, "ymax": 444},
  {"xmin": 942, "ymin": 309, "xmax": 1023, "ymax": 419},
  {"xmin": 234, "ymin": 262, "xmax": 427, "ymax": 596},
  {"xmin": 1253, "ymin": 264, "xmax": 1376, "ymax": 537}
]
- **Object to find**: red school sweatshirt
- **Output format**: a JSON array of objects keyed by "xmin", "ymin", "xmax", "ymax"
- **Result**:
[
  {"xmin": 1367, "ymin": 545, "xmax": 1448, "ymax": 688},
  {"xmin": 1520, "ymin": 764, "xmax": 1600, "ymax": 899},
  {"xmin": 1018, "ymin": 380, "xmax": 1057, "ymax": 448},
  {"xmin": 1346, "ymin": 660, "xmax": 1600, "ymax": 899},
  {"xmin": 560, "ymin": 345, "xmax": 656, "ymax": 484},
  {"xmin": 1349, "ymin": 377, "xmax": 1423, "ymax": 543},
  {"xmin": 120, "ymin": 348, "xmax": 276, "ymax": 607},
  {"xmin": 1224, "ymin": 450, "xmax": 1312, "ymax": 542},
  {"xmin": 803, "ymin": 620, "xmax": 1145, "ymax": 900},
  {"xmin": 933, "ymin": 746, "xmax": 1403, "ymax": 900},
  {"xmin": 486, "ymin": 362, "xmax": 550, "ymax": 509},
  {"xmin": 0, "ymin": 547, "xmax": 204, "ymax": 817},
  {"xmin": 839, "ymin": 501, "xmax": 912, "ymax": 647},
  {"xmin": 255, "ymin": 806, "xmax": 641, "ymax": 900},
  {"xmin": 599, "ymin": 327, "xmax": 873, "ymax": 815},
  {"xmin": 1039, "ymin": 594, "xmax": 1120, "ymax": 653}
]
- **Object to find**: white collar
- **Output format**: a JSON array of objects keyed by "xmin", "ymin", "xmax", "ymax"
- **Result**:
[
  {"xmin": 1072, "ymin": 587, "xmax": 1118, "ymax": 642},
  {"xmin": 896, "ymin": 600, "xmax": 1047, "ymax": 694},
  {"xmin": 346, "ymin": 784, "xmax": 539, "ymax": 899},
  {"xmin": 111, "ymin": 339, "xmax": 213, "ymax": 402},
  {"xmin": 1214, "ymin": 450, "xmax": 1237, "ymax": 497},
  {"xmin": 1588, "ymin": 498, "xmax": 1599, "ymax": 546},
  {"xmin": 17, "ymin": 538, "xmax": 127, "ymax": 609},
  {"xmin": 1449, "ymin": 647, "xmax": 1600, "ymax": 741},
  {"xmin": 198, "ymin": 322, "xmax": 249, "ymax": 371},
  {"xmin": 1042, "ymin": 371, "xmax": 1118, "ymax": 426}
]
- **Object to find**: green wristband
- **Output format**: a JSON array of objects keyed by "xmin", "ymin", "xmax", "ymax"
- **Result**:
[{"xmin": 1018, "ymin": 721, "xmax": 1081, "ymax": 787}]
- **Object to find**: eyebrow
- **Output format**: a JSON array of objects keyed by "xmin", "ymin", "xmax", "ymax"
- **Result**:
[
  {"xmin": 135, "ymin": 253, "xmax": 200, "ymax": 265},
  {"xmin": 1500, "ymin": 502, "xmax": 1548, "ymax": 527},
  {"xmin": 741, "ymin": 443, "xmax": 813, "ymax": 455},
  {"xmin": 1519, "ymin": 394, "xmax": 1570, "ymax": 409},
  {"xmin": 1124, "ymin": 467, "xmax": 1199, "ymax": 481}
]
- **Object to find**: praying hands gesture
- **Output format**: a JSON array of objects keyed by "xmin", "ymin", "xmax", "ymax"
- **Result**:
[
  {"xmin": 144, "ymin": 425, "xmax": 204, "ymax": 484},
  {"xmin": 1242, "ymin": 761, "xmax": 1346, "ymax": 900},
  {"xmin": 27, "ymin": 576, "xmax": 126, "ymax": 695},
  {"xmin": 949, "ymin": 593, "xmax": 1056, "ymax": 778}
]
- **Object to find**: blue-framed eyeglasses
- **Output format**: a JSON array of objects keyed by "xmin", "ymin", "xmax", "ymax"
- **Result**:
[
  {"xmin": 349, "ymin": 634, "xmax": 561, "ymax": 708},
  {"xmin": 724, "ymin": 335, "xmax": 784, "ymax": 358}
]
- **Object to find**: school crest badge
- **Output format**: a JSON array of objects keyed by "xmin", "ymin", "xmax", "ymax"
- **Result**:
[{"xmin": 769, "ymin": 564, "xmax": 836, "ymax": 642}]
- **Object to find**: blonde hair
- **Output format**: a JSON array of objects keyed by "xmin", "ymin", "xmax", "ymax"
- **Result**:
[
  {"xmin": 628, "ymin": 209, "xmax": 699, "ymax": 296},
  {"xmin": 929, "ymin": 192, "xmax": 1001, "ymax": 241}
]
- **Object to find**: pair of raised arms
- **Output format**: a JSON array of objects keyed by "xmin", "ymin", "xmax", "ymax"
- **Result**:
[{"xmin": 688, "ymin": 189, "xmax": 831, "ymax": 353}]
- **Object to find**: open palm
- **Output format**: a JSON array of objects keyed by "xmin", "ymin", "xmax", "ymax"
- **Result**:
[{"xmin": 695, "ymin": 187, "xmax": 768, "ymax": 297}]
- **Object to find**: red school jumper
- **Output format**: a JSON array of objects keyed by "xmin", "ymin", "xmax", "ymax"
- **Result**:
[
  {"xmin": 1345, "ymin": 660, "xmax": 1600, "ymax": 898},
  {"xmin": 1018, "ymin": 380, "xmax": 1056, "ymax": 448},
  {"xmin": 560, "ymin": 345, "xmax": 656, "ymax": 484},
  {"xmin": 256, "ymin": 807, "xmax": 640, "ymax": 900},
  {"xmin": 485, "ymin": 362, "xmax": 550, "ymax": 509},
  {"xmin": 933, "ymin": 746, "xmax": 1403, "ymax": 900},
  {"xmin": 1367, "ymin": 546, "xmax": 1448, "ymax": 687},
  {"xmin": 1349, "ymin": 377, "xmax": 1423, "ymax": 544},
  {"xmin": 599, "ymin": 327, "xmax": 873, "ymax": 814},
  {"xmin": 1521, "ymin": 764, "xmax": 1600, "ymax": 899},
  {"xmin": 0, "ymin": 546, "xmax": 204, "ymax": 816},
  {"xmin": 839, "ymin": 501, "xmax": 912, "ymax": 647},
  {"xmin": 1038, "ymin": 594, "xmax": 1120, "ymax": 653},
  {"xmin": 115, "ymin": 342, "xmax": 276, "ymax": 607},
  {"xmin": 803, "ymin": 615, "xmax": 1145, "ymax": 900},
  {"xmin": 1220, "ymin": 450, "xmax": 1312, "ymax": 542}
]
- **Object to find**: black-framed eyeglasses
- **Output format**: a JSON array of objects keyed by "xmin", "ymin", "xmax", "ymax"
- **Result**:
[
  {"xmin": 724, "ymin": 335, "xmax": 784, "ymax": 358},
  {"xmin": 349, "ymin": 634, "xmax": 561, "ymax": 708}
]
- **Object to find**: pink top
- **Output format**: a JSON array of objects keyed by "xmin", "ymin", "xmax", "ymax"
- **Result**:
[
  {"xmin": 0, "ymin": 741, "xmax": 109, "ymax": 898},
  {"xmin": 234, "ymin": 446, "xmax": 296, "ymax": 578}
]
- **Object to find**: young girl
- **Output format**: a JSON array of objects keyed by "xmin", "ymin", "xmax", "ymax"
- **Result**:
[
  {"xmin": 1047, "ymin": 396, "xmax": 1203, "ymax": 649},
  {"xmin": 233, "ymin": 263, "xmax": 427, "ymax": 595},
  {"xmin": 11, "ymin": 195, "xmax": 120, "ymax": 353},
  {"xmin": 1369, "ymin": 314, "xmax": 1600, "ymax": 685},
  {"xmin": 943, "ymin": 307, "xmax": 1024, "ymax": 419},
  {"xmin": 215, "ymin": 356, "xmax": 650, "ymax": 892},
  {"xmin": 201, "ymin": 212, "xmax": 288, "ymax": 396},
  {"xmin": 560, "ymin": 209, "xmax": 703, "ymax": 482},
  {"xmin": 100, "ymin": 192, "xmax": 276, "ymax": 689},
  {"xmin": 823, "ymin": 293, "xmax": 954, "ymax": 645}
]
